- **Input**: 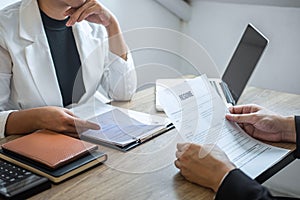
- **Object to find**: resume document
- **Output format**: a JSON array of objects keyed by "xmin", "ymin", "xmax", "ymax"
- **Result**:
[{"xmin": 158, "ymin": 75, "xmax": 290, "ymax": 178}]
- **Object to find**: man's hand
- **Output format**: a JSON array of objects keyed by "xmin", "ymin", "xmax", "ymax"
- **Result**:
[
  {"xmin": 175, "ymin": 143, "xmax": 235, "ymax": 192},
  {"xmin": 226, "ymin": 104, "xmax": 296, "ymax": 143}
]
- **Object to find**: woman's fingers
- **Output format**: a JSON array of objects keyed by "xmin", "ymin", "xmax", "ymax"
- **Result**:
[{"xmin": 72, "ymin": 118, "xmax": 100, "ymax": 130}]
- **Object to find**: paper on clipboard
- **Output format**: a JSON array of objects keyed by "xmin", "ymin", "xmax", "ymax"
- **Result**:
[{"xmin": 71, "ymin": 99, "xmax": 172, "ymax": 151}]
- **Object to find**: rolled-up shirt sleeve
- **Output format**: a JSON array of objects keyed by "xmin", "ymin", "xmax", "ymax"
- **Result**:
[
  {"xmin": 101, "ymin": 50, "xmax": 137, "ymax": 101},
  {"xmin": 0, "ymin": 111, "xmax": 15, "ymax": 138}
]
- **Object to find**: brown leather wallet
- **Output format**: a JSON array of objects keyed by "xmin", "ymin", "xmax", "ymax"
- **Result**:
[{"xmin": 1, "ymin": 130, "xmax": 98, "ymax": 169}]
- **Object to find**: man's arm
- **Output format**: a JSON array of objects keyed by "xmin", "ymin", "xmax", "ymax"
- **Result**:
[
  {"xmin": 216, "ymin": 168, "xmax": 300, "ymax": 200},
  {"xmin": 216, "ymin": 115, "xmax": 300, "ymax": 200},
  {"xmin": 215, "ymin": 169, "xmax": 274, "ymax": 200}
]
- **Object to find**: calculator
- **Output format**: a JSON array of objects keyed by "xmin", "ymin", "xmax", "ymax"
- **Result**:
[{"xmin": 0, "ymin": 158, "xmax": 51, "ymax": 200}]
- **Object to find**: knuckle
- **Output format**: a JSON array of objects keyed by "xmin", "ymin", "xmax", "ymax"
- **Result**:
[
  {"xmin": 60, "ymin": 116, "xmax": 71, "ymax": 124},
  {"xmin": 57, "ymin": 125, "xmax": 68, "ymax": 132},
  {"xmin": 91, "ymin": 0, "xmax": 99, "ymax": 5},
  {"xmin": 186, "ymin": 143, "xmax": 193, "ymax": 152},
  {"xmin": 251, "ymin": 113, "xmax": 259, "ymax": 121},
  {"xmin": 235, "ymin": 115, "xmax": 242, "ymax": 120},
  {"xmin": 180, "ymin": 168, "xmax": 189, "ymax": 177},
  {"xmin": 180, "ymin": 154, "xmax": 190, "ymax": 163}
]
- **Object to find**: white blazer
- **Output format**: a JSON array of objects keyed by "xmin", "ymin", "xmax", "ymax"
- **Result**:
[{"xmin": 0, "ymin": 0, "xmax": 137, "ymax": 137}]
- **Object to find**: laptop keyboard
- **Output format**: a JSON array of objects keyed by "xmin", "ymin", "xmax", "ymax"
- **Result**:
[
  {"xmin": 1, "ymin": 160, "xmax": 34, "ymax": 185},
  {"xmin": 0, "ymin": 158, "xmax": 51, "ymax": 199}
]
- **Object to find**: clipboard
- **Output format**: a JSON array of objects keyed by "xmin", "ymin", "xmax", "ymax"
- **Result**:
[
  {"xmin": 82, "ymin": 123, "xmax": 174, "ymax": 152},
  {"xmin": 255, "ymin": 149, "xmax": 296, "ymax": 184},
  {"xmin": 80, "ymin": 108, "xmax": 174, "ymax": 152}
]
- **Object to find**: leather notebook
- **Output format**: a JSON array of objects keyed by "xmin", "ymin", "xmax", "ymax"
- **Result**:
[
  {"xmin": 0, "ymin": 149, "xmax": 107, "ymax": 183},
  {"xmin": 1, "ymin": 130, "xmax": 98, "ymax": 169}
]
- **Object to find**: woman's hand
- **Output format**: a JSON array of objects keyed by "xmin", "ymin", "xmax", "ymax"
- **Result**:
[
  {"xmin": 226, "ymin": 104, "xmax": 296, "ymax": 143},
  {"xmin": 5, "ymin": 106, "xmax": 100, "ymax": 137},
  {"xmin": 34, "ymin": 106, "xmax": 100, "ymax": 135},
  {"xmin": 65, "ymin": 0, "xmax": 115, "ymax": 28},
  {"xmin": 64, "ymin": 0, "xmax": 128, "ymax": 60},
  {"xmin": 175, "ymin": 143, "xmax": 235, "ymax": 192}
]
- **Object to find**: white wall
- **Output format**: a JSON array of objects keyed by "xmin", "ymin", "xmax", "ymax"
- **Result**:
[
  {"xmin": 100, "ymin": 0, "xmax": 186, "ymax": 89},
  {"xmin": 101, "ymin": 0, "xmax": 181, "ymax": 31},
  {"xmin": 201, "ymin": 0, "xmax": 300, "ymax": 8},
  {"xmin": 183, "ymin": 1, "xmax": 300, "ymax": 94}
]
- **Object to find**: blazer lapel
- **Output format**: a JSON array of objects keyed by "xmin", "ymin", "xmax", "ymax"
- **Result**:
[
  {"xmin": 72, "ymin": 22, "xmax": 105, "ymax": 104},
  {"xmin": 20, "ymin": 0, "xmax": 63, "ymax": 106}
]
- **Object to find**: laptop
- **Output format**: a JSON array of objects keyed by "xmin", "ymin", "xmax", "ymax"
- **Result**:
[
  {"xmin": 155, "ymin": 23, "xmax": 268, "ymax": 111},
  {"xmin": 209, "ymin": 23, "xmax": 268, "ymax": 106}
]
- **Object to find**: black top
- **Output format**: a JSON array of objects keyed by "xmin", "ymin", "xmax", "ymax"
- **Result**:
[
  {"xmin": 216, "ymin": 116, "xmax": 300, "ymax": 200},
  {"xmin": 40, "ymin": 10, "xmax": 85, "ymax": 106}
]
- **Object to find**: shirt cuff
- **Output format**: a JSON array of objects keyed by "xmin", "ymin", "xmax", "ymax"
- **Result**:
[
  {"xmin": 215, "ymin": 169, "xmax": 272, "ymax": 200},
  {"xmin": 106, "ymin": 51, "xmax": 137, "ymax": 101},
  {"xmin": 213, "ymin": 170, "xmax": 232, "ymax": 200},
  {"xmin": 108, "ymin": 51, "xmax": 134, "ymax": 69},
  {"xmin": 0, "ymin": 110, "xmax": 16, "ymax": 138}
]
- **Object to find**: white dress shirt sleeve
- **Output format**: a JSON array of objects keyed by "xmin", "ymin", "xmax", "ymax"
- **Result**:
[
  {"xmin": 101, "ymin": 50, "xmax": 137, "ymax": 101},
  {"xmin": 0, "ymin": 30, "xmax": 14, "ymax": 138}
]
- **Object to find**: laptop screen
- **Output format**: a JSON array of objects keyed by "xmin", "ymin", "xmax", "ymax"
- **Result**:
[{"xmin": 222, "ymin": 24, "xmax": 268, "ymax": 103}]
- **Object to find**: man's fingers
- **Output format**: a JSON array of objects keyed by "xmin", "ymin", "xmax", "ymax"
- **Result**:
[
  {"xmin": 228, "ymin": 104, "xmax": 261, "ymax": 114},
  {"xmin": 174, "ymin": 160, "xmax": 181, "ymax": 169},
  {"xmin": 226, "ymin": 113, "xmax": 256, "ymax": 124},
  {"xmin": 228, "ymin": 105, "xmax": 248, "ymax": 114},
  {"xmin": 177, "ymin": 143, "xmax": 190, "ymax": 152},
  {"xmin": 176, "ymin": 150, "xmax": 184, "ymax": 159}
]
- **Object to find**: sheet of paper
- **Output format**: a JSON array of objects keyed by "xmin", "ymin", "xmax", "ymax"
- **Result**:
[
  {"xmin": 158, "ymin": 74, "xmax": 290, "ymax": 178},
  {"xmin": 70, "ymin": 97, "xmax": 170, "ymax": 126},
  {"xmin": 69, "ymin": 97, "xmax": 113, "ymax": 120}
]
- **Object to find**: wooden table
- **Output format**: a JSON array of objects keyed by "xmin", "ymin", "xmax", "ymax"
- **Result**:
[{"xmin": 1, "ymin": 87, "xmax": 298, "ymax": 200}]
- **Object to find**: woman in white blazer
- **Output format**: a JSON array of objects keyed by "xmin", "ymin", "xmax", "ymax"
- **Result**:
[{"xmin": 0, "ymin": 0, "xmax": 137, "ymax": 138}]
